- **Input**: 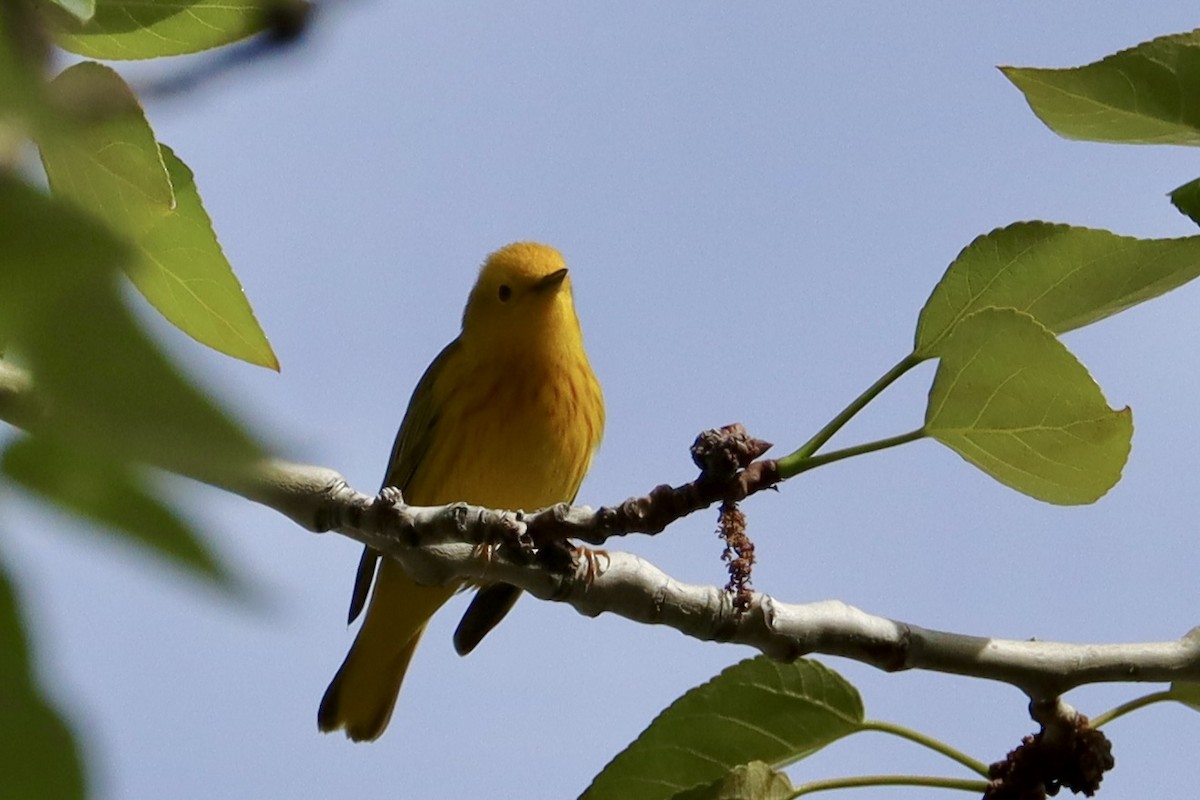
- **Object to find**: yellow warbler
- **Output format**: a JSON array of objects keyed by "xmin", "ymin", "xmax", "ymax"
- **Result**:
[{"xmin": 318, "ymin": 242, "xmax": 605, "ymax": 742}]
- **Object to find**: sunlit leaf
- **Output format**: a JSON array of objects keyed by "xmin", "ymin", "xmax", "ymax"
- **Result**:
[
  {"xmin": 1169, "ymin": 177, "xmax": 1200, "ymax": 227},
  {"xmin": 3, "ymin": 436, "xmax": 231, "ymax": 587},
  {"xmin": 915, "ymin": 222, "xmax": 1200, "ymax": 358},
  {"xmin": 46, "ymin": 0, "xmax": 268, "ymax": 60},
  {"xmin": 133, "ymin": 146, "xmax": 278, "ymax": 369},
  {"xmin": 670, "ymin": 762, "xmax": 794, "ymax": 800},
  {"xmin": 0, "ymin": 559, "xmax": 86, "ymax": 800},
  {"xmin": 0, "ymin": 176, "xmax": 263, "ymax": 479},
  {"xmin": 40, "ymin": 61, "xmax": 174, "ymax": 237},
  {"xmin": 925, "ymin": 308, "xmax": 1131, "ymax": 505},
  {"xmin": 37, "ymin": 69, "xmax": 276, "ymax": 368},
  {"xmin": 1001, "ymin": 30, "xmax": 1200, "ymax": 145},
  {"xmin": 47, "ymin": 0, "xmax": 95, "ymax": 24},
  {"xmin": 582, "ymin": 657, "xmax": 863, "ymax": 800}
]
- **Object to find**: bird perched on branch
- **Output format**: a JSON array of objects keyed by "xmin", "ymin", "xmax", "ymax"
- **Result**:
[{"xmin": 319, "ymin": 242, "xmax": 605, "ymax": 741}]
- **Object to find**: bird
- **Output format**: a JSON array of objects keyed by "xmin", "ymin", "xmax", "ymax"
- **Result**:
[{"xmin": 318, "ymin": 242, "xmax": 605, "ymax": 741}]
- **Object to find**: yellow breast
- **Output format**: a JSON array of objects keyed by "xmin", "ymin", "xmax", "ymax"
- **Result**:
[{"xmin": 407, "ymin": 346, "xmax": 603, "ymax": 510}]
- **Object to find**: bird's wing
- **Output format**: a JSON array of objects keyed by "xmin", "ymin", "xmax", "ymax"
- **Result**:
[{"xmin": 346, "ymin": 338, "xmax": 461, "ymax": 625}]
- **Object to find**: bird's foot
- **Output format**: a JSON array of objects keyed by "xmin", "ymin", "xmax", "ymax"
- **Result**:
[{"xmin": 575, "ymin": 545, "xmax": 610, "ymax": 583}]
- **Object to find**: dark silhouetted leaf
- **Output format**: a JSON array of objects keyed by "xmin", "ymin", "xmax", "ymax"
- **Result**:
[
  {"xmin": 0, "ymin": 176, "xmax": 263, "ymax": 480},
  {"xmin": 3, "ymin": 436, "xmax": 231, "ymax": 586},
  {"xmin": 1169, "ymin": 177, "xmax": 1200, "ymax": 226},
  {"xmin": 0, "ymin": 559, "xmax": 86, "ymax": 800},
  {"xmin": 1169, "ymin": 682, "xmax": 1200, "ymax": 712}
]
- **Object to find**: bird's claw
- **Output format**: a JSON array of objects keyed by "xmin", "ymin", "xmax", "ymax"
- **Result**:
[
  {"xmin": 575, "ymin": 545, "xmax": 610, "ymax": 583},
  {"xmin": 375, "ymin": 486, "xmax": 403, "ymax": 507},
  {"xmin": 471, "ymin": 541, "xmax": 498, "ymax": 562}
]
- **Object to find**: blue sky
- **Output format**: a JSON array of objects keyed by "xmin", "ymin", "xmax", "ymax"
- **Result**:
[{"xmin": 7, "ymin": 3, "xmax": 1200, "ymax": 798}]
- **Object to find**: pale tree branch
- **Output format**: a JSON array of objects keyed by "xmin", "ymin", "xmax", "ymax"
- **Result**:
[{"xmin": 1, "ymin": 360, "xmax": 1199, "ymax": 705}]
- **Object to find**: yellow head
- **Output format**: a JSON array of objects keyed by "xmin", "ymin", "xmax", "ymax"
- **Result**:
[{"xmin": 461, "ymin": 242, "xmax": 584, "ymax": 355}]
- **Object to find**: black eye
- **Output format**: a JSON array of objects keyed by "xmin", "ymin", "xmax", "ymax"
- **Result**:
[{"xmin": 498, "ymin": 284, "xmax": 512, "ymax": 302}]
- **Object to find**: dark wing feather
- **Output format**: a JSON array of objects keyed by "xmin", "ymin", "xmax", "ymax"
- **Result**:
[
  {"xmin": 345, "ymin": 548, "xmax": 380, "ymax": 625},
  {"xmin": 452, "ymin": 583, "xmax": 523, "ymax": 655},
  {"xmin": 346, "ymin": 338, "xmax": 461, "ymax": 624},
  {"xmin": 452, "ymin": 483, "xmax": 585, "ymax": 654}
]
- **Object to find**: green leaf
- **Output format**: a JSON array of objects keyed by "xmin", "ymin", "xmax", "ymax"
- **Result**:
[
  {"xmin": 0, "ymin": 558, "xmax": 87, "ymax": 800},
  {"xmin": 1168, "ymin": 682, "xmax": 1200, "ymax": 711},
  {"xmin": 1169, "ymin": 177, "xmax": 1200, "ymax": 226},
  {"xmin": 133, "ymin": 146, "xmax": 279, "ymax": 370},
  {"xmin": 670, "ymin": 763, "xmax": 794, "ymax": 800},
  {"xmin": 1001, "ymin": 30, "xmax": 1200, "ymax": 145},
  {"xmin": 37, "ymin": 66, "xmax": 277, "ymax": 368},
  {"xmin": 0, "ymin": 176, "xmax": 263, "ymax": 479},
  {"xmin": 48, "ymin": 0, "xmax": 95, "ymax": 24},
  {"xmin": 46, "ymin": 0, "xmax": 269, "ymax": 60},
  {"xmin": 0, "ymin": 175, "xmax": 131, "ymax": 310},
  {"xmin": 2, "ymin": 436, "xmax": 231, "ymax": 587},
  {"xmin": 40, "ymin": 61, "xmax": 174, "ymax": 238},
  {"xmin": 581, "ymin": 657, "xmax": 864, "ymax": 800},
  {"xmin": 925, "ymin": 308, "xmax": 1132, "ymax": 505},
  {"xmin": 0, "ymin": 0, "xmax": 49, "ymax": 131},
  {"xmin": 915, "ymin": 222, "xmax": 1200, "ymax": 359}
]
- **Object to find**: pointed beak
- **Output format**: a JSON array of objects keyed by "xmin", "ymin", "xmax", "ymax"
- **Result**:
[{"xmin": 534, "ymin": 267, "xmax": 569, "ymax": 291}]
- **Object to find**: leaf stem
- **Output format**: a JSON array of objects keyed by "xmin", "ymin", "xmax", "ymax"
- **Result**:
[
  {"xmin": 858, "ymin": 719, "xmax": 990, "ymax": 777},
  {"xmin": 778, "ymin": 352, "xmax": 923, "ymax": 477},
  {"xmin": 790, "ymin": 774, "xmax": 987, "ymax": 798},
  {"xmin": 783, "ymin": 428, "xmax": 927, "ymax": 477},
  {"xmin": 1089, "ymin": 689, "xmax": 1175, "ymax": 728}
]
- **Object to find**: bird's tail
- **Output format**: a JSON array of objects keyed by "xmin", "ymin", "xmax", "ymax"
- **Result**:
[{"xmin": 318, "ymin": 560, "xmax": 455, "ymax": 741}]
